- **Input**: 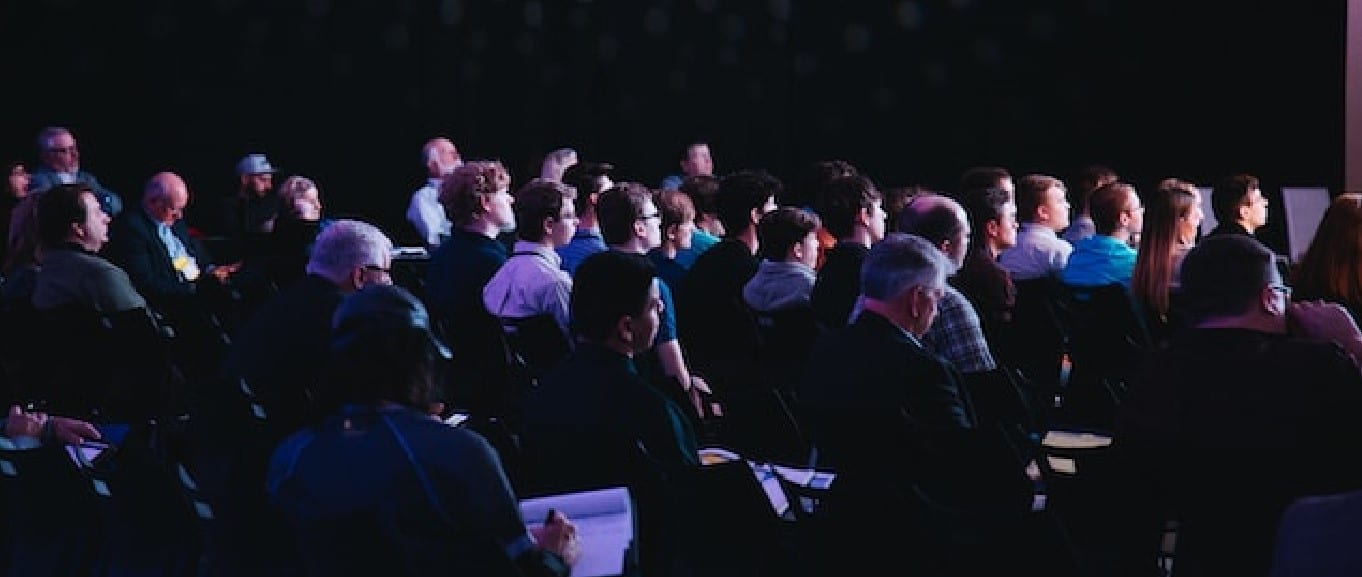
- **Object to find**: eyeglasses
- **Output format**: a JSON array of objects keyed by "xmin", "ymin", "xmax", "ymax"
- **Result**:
[
  {"xmin": 47, "ymin": 146, "xmax": 77, "ymax": 154},
  {"xmin": 638, "ymin": 212, "xmax": 661, "ymax": 221},
  {"xmin": 363, "ymin": 264, "xmax": 391, "ymax": 275},
  {"xmin": 1269, "ymin": 284, "xmax": 1292, "ymax": 298}
]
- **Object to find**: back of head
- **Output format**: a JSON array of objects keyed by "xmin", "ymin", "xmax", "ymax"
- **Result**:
[
  {"xmin": 596, "ymin": 183, "xmax": 654, "ymax": 246},
  {"xmin": 1089, "ymin": 182, "xmax": 1136, "ymax": 235},
  {"xmin": 1292, "ymin": 193, "xmax": 1362, "ymax": 305},
  {"xmin": 562, "ymin": 161, "xmax": 615, "ymax": 214},
  {"xmin": 36, "ymin": 184, "xmax": 91, "ymax": 248},
  {"xmin": 716, "ymin": 169, "xmax": 783, "ymax": 235},
  {"xmin": 788, "ymin": 159, "xmax": 860, "ymax": 209},
  {"xmin": 860, "ymin": 232, "xmax": 949, "ymax": 301},
  {"xmin": 1179, "ymin": 234, "xmax": 1276, "ymax": 324},
  {"xmin": 1070, "ymin": 164, "xmax": 1118, "ymax": 214},
  {"xmin": 513, "ymin": 178, "xmax": 575, "ymax": 243},
  {"xmin": 306, "ymin": 219, "xmax": 394, "ymax": 284},
  {"xmin": 816, "ymin": 174, "xmax": 881, "ymax": 239},
  {"xmin": 1211, "ymin": 174, "xmax": 1260, "ymax": 224},
  {"xmin": 679, "ymin": 174, "xmax": 721, "ymax": 217},
  {"xmin": 539, "ymin": 147, "xmax": 578, "ymax": 181},
  {"xmin": 895, "ymin": 193, "xmax": 964, "ymax": 247},
  {"xmin": 570, "ymin": 251, "xmax": 657, "ymax": 343},
  {"xmin": 439, "ymin": 161, "xmax": 511, "ymax": 224},
  {"xmin": 329, "ymin": 284, "xmax": 450, "ymax": 409},
  {"xmin": 757, "ymin": 207, "xmax": 821, "ymax": 261},
  {"xmin": 959, "ymin": 166, "xmax": 1011, "ymax": 196}
]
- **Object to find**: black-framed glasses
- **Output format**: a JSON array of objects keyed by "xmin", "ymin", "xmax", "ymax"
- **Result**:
[
  {"xmin": 638, "ymin": 212, "xmax": 661, "ymax": 221},
  {"xmin": 363, "ymin": 264, "xmax": 391, "ymax": 275},
  {"xmin": 1269, "ymin": 284, "xmax": 1292, "ymax": 298},
  {"xmin": 47, "ymin": 146, "xmax": 77, "ymax": 154}
]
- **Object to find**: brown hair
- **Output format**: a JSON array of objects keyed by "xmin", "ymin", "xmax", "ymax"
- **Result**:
[{"xmin": 1291, "ymin": 193, "xmax": 1362, "ymax": 311}]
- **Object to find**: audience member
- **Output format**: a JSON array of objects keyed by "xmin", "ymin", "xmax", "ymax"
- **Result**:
[
  {"xmin": 896, "ymin": 193, "xmax": 998, "ymax": 374},
  {"xmin": 26, "ymin": 126, "xmax": 123, "ymax": 217},
  {"xmin": 0, "ymin": 161, "xmax": 30, "ymax": 268},
  {"xmin": 743, "ymin": 207, "xmax": 822, "ymax": 315},
  {"xmin": 1130, "ymin": 178, "xmax": 1202, "ymax": 337},
  {"xmin": 32, "ymin": 183, "xmax": 146, "ymax": 313},
  {"xmin": 407, "ymin": 137, "xmax": 461, "ymax": 247},
  {"xmin": 1000, "ymin": 174, "xmax": 1073, "ymax": 280},
  {"xmin": 787, "ymin": 159, "xmax": 860, "ymax": 270},
  {"xmin": 483, "ymin": 179, "xmax": 577, "ymax": 347},
  {"xmin": 597, "ymin": 183, "xmax": 711, "ymax": 415},
  {"xmin": 672, "ymin": 174, "xmax": 723, "ymax": 269},
  {"xmin": 880, "ymin": 184, "xmax": 929, "ymax": 234},
  {"xmin": 199, "ymin": 153, "xmax": 281, "ymax": 265},
  {"xmin": 424, "ymin": 160, "xmax": 518, "ymax": 418},
  {"xmin": 1, "ymin": 193, "xmax": 40, "ymax": 302},
  {"xmin": 809, "ymin": 174, "xmax": 885, "ymax": 327},
  {"xmin": 951, "ymin": 186, "xmax": 1019, "ymax": 359},
  {"xmin": 556, "ymin": 161, "xmax": 614, "ymax": 275},
  {"xmin": 1062, "ymin": 164, "xmax": 1119, "ymax": 243},
  {"xmin": 265, "ymin": 175, "xmax": 334, "ymax": 290},
  {"xmin": 959, "ymin": 165, "xmax": 1015, "ymax": 197},
  {"xmin": 1208, "ymin": 173, "xmax": 1268, "ymax": 238},
  {"xmin": 202, "ymin": 219, "xmax": 395, "ymax": 575},
  {"xmin": 518, "ymin": 250, "xmax": 697, "ymax": 576},
  {"xmin": 646, "ymin": 189, "xmax": 696, "ymax": 290},
  {"xmin": 1291, "ymin": 192, "xmax": 1362, "ymax": 323},
  {"xmin": 268, "ymin": 284, "xmax": 578, "ymax": 577},
  {"xmin": 678, "ymin": 169, "xmax": 780, "ymax": 396},
  {"xmin": 1116, "ymin": 234, "xmax": 1362, "ymax": 577},
  {"xmin": 658, "ymin": 140, "xmax": 714, "ymax": 190},
  {"xmin": 1062, "ymin": 181, "xmax": 1142, "ymax": 290}
]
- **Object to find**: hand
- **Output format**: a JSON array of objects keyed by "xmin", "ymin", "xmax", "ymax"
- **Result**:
[
  {"xmin": 4, "ymin": 405, "xmax": 45, "ymax": 438},
  {"xmin": 48, "ymin": 417, "xmax": 102, "ymax": 445},
  {"xmin": 532, "ymin": 510, "xmax": 580, "ymax": 566}
]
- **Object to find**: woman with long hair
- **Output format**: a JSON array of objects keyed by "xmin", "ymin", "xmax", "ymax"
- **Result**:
[
  {"xmin": 1291, "ymin": 192, "xmax": 1362, "ymax": 322},
  {"xmin": 1131, "ymin": 178, "xmax": 1203, "ymax": 337}
]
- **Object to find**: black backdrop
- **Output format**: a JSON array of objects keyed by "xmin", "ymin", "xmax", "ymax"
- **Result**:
[{"xmin": 1, "ymin": 0, "xmax": 1343, "ymax": 250}]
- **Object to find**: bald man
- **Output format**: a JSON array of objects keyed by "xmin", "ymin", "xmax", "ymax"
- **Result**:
[
  {"xmin": 407, "ymin": 137, "xmax": 462, "ymax": 247},
  {"xmin": 105, "ymin": 172, "xmax": 241, "ymax": 379}
]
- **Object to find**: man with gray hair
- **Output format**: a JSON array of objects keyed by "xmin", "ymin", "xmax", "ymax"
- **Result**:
[
  {"xmin": 799, "ymin": 233, "xmax": 1059, "ymax": 576},
  {"xmin": 199, "ymin": 218, "xmax": 395, "ymax": 575},
  {"xmin": 26, "ymin": 126, "xmax": 123, "ymax": 217}
]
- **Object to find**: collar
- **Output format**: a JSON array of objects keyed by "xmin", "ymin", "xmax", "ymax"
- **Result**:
[{"xmin": 511, "ymin": 240, "xmax": 562, "ymax": 267}]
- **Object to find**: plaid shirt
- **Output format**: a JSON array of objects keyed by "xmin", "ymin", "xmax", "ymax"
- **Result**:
[{"xmin": 922, "ymin": 284, "xmax": 997, "ymax": 374}]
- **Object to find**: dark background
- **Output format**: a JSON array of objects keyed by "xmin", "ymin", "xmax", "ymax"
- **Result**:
[{"xmin": 1, "ymin": 0, "xmax": 1344, "ymax": 252}]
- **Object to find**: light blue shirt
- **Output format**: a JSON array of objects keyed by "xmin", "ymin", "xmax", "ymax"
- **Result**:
[{"xmin": 1062, "ymin": 234, "xmax": 1137, "ymax": 289}]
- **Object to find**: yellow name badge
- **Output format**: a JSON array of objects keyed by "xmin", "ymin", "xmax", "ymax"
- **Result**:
[{"xmin": 173, "ymin": 255, "xmax": 201, "ymax": 282}]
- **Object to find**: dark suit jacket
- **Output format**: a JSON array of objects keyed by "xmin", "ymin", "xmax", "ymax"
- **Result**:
[
  {"xmin": 798, "ymin": 310, "xmax": 975, "ymax": 478},
  {"xmin": 104, "ymin": 208, "xmax": 213, "ymax": 303},
  {"xmin": 28, "ymin": 167, "xmax": 123, "ymax": 218}
]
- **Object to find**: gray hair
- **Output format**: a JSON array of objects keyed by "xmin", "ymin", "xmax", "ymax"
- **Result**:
[
  {"xmin": 860, "ymin": 232, "xmax": 950, "ymax": 301},
  {"xmin": 36, "ymin": 126, "xmax": 71, "ymax": 152},
  {"xmin": 306, "ymin": 219, "xmax": 393, "ymax": 283}
]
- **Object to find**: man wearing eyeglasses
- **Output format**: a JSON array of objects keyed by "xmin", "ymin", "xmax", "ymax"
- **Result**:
[
  {"xmin": 1116, "ymin": 234, "xmax": 1362, "ymax": 577},
  {"xmin": 197, "ymin": 219, "xmax": 395, "ymax": 575},
  {"xmin": 27, "ymin": 126, "xmax": 123, "ymax": 218}
]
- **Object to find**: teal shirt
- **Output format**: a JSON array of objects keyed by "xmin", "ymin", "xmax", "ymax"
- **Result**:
[
  {"xmin": 1062, "ymin": 234, "xmax": 1137, "ymax": 289},
  {"xmin": 673, "ymin": 229, "xmax": 720, "ymax": 269}
]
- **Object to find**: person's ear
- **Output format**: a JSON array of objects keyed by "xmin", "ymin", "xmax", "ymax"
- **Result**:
[
  {"xmin": 70, "ymin": 222, "xmax": 84, "ymax": 239},
  {"xmin": 750, "ymin": 207, "xmax": 763, "ymax": 227},
  {"xmin": 350, "ymin": 266, "xmax": 366, "ymax": 291},
  {"xmin": 543, "ymin": 216, "xmax": 555, "ymax": 238},
  {"xmin": 986, "ymin": 219, "xmax": 1002, "ymax": 240},
  {"xmin": 666, "ymin": 223, "xmax": 678, "ymax": 243},
  {"xmin": 1260, "ymin": 285, "xmax": 1281, "ymax": 315},
  {"xmin": 616, "ymin": 315, "xmax": 635, "ymax": 345},
  {"xmin": 790, "ymin": 242, "xmax": 804, "ymax": 263}
]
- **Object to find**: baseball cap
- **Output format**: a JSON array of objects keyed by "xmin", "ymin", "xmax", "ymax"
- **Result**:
[{"xmin": 236, "ymin": 153, "xmax": 278, "ymax": 176}]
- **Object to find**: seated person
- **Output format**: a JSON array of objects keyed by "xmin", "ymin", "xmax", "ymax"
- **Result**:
[
  {"xmin": 645, "ymin": 189, "xmax": 695, "ymax": 290},
  {"xmin": 267, "ymin": 284, "xmax": 578, "ymax": 577},
  {"xmin": 1117, "ymin": 234, "xmax": 1362, "ymax": 577},
  {"xmin": 32, "ymin": 184, "xmax": 146, "ymax": 313},
  {"xmin": 1062, "ymin": 181, "xmax": 1142, "ymax": 292},
  {"xmin": 262, "ymin": 175, "xmax": 334, "ymax": 291},
  {"xmin": 482, "ymin": 179, "xmax": 578, "ymax": 374}
]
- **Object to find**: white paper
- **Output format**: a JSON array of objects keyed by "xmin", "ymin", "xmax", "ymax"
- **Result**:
[{"xmin": 520, "ymin": 486, "xmax": 633, "ymax": 577}]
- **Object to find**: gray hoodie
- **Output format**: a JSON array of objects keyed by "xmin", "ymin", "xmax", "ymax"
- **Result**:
[{"xmin": 742, "ymin": 260, "xmax": 816, "ymax": 312}]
